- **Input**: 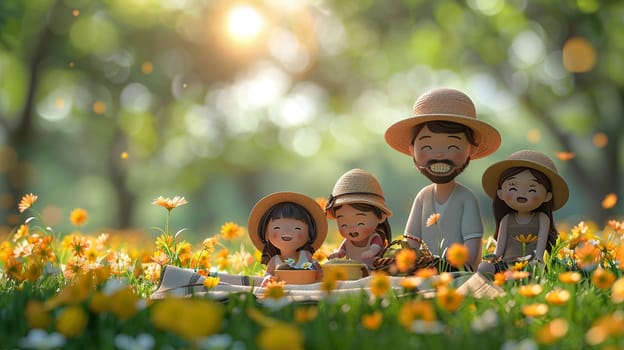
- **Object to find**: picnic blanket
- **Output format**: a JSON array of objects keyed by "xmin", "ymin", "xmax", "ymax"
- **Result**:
[{"xmin": 151, "ymin": 265, "xmax": 505, "ymax": 302}]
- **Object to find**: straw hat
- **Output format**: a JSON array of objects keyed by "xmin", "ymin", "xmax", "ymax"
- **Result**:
[
  {"xmin": 385, "ymin": 88, "xmax": 501, "ymax": 159},
  {"xmin": 248, "ymin": 192, "xmax": 328, "ymax": 252},
  {"xmin": 325, "ymin": 168, "xmax": 392, "ymax": 219},
  {"xmin": 482, "ymin": 150, "xmax": 569, "ymax": 210}
]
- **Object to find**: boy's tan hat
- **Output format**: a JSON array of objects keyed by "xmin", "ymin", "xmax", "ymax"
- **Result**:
[
  {"xmin": 385, "ymin": 88, "xmax": 501, "ymax": 159},
  {"xmin": 482, "ymin": 150, "xmax": 569, "ymax": 210},
  {"xmin": 325, "ymin": 168, "xmax": 392, "ymax": 219},
  {"xmin": 247, "ymin": 192, "xmax": 328, "ymax": 252}
]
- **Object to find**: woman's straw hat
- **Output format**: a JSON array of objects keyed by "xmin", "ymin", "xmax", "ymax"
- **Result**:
[
  {"xmin": 325, "ymin": 168, "xmax": 392, "ymax": 219},
  {"xmin": 385, "ymin": 88, "xmax": 501, "ymax": 159},
  {"xmin": 247, "ymin": 192, "xmax": 328, "ymax": 252},
  {"xmin": 482, "ymin": 150, "xmax": 569, "ymax": 210}
]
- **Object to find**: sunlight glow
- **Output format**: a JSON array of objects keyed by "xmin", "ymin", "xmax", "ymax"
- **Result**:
[{"xmin": 227, "ymin": 4, "xmax": 264, "ymax": 42}]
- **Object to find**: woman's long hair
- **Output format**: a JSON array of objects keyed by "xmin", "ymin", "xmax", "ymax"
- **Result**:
[
  {"xmin": 492, "ymin": 167, "xmax": 558, "ymax": 253},
  {"xmin": 258, "ymin": 202, "xmax": 317, "ymax": 265},
  {"xmin": 328, "ymin": 202, "xmax": 392, "ymax": 252}
]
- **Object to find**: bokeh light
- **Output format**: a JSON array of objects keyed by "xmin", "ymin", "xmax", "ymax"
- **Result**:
[
  {"xmin": 226, "ymin": 4, "xmax": 265, "ymax": 43},
  {"xmin": 592, "ymin": 132, "xmax": 608, "ymax": 148},
  {"xmin": 562, "ymin": 36, "xmax": 596, "ymax": 73}
]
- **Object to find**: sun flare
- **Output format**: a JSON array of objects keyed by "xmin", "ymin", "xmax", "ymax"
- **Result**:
[{"xmin": 226, "ymin": 4, "xmax": 264, "ymax": 42}]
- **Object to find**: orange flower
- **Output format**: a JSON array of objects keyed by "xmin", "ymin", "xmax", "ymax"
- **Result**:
[
  {"xmin": 518, "ymin": 284, "xmax": 543, "ymax": 298},
  {"xmin": 493, "ymin": 272, "xmax": 507, "ymax": 286},
  {"xmin": 445, "ymin": 243, "xmax": 468, "ymax": 268},
  {"xmin": 536, "ymin": 318, "xmax": 568, "ymax": 345},
  {"xmin": 24, "ymin": 300, "xmax": 51, "ymax": 329},
  {"xmin": 436, "ymin": 286, "xmax": 464, "ymax": 312},
  {"xmin": 611, "ymin": 277, "xmax": 624, "ymax": 304},
  {"xmin": 426, "ymin": 213, "xmax": 440, "ymax": 227},
  {"xmin": 152, "ymin": 195, "xmax": 188, "ymax": 211},
  {"xmin": 574, "ymin": 243, "xmax": 601, "ymax": 269},
  {"xmin": 361, "ymin": 311, "xmax": 383, "ymax": 330},
  {"xmin": 415, "ymin": 267, "xmax": 438, "ymax": 279},
  {"xmin": 513, "ymin": 233, "xmax": 538, "ymax": 244},
  {"xmin": 591, "ymin": 268, "xmax": 616, "ymax": 289},
  {"xmin": 369, "ymin": 272, "xmax": 391, "ymax": 298},
  {"xmin": 315, "ymin": 197, "xmax": 327, "ymax": 212},
  {"xmin": 18, "ymin": 193, "xmax": 38, "ymax": 213},
  {"xmin": 220, "ymin": 222, "xmax": 244, "ymax": 240},
  {"xmin": 69, "ymin": 208, "xmax": 88, "ymax": 227},
  {"xmin": 263, "ymin": 280, "xmax": 286, "ymax": 300},
  {"xmin": 544, "ymin": 289, "xmax": 571, "ymax": 306},
  {"xmin": 559, "ymin": 271, "xmax": 582, "ymax": 284},
  {"xmin": 294, "ymin": 306, "xmax": 318, "ymax": 324},
  {"xmin": 616, "ymin": 244, "xmax": 624, "ymax": 270},
  {"xmin": 521, "ymin": 303, "xmax": 548, "ymax": 317},
  {"xmin": 398, "ymin": 300, "xmax": 436, "ymax": 329},
  {"xmin": 395, "ymin": 248, "xmax": 417, "ymax": 273}
]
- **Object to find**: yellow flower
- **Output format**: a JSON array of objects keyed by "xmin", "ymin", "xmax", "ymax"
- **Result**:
[
  {"xmin": 89, "ymin": 291, "xmax": 109, "ymax": 314},
  {"xmin": 513, "ymin": 233, "xmax": 538, "ymax": 244},
  {"xmin": 436, "ymin": 286, "xmax": 464, "ymax": 313},
  {"xmin": 591, "ymin": 268, "xmax": 616, "ymax": 289},
  {"xmin": 18, "ymin": 193, "xmax": 38, "ymax": 213},
  {"xmin": 13, "ymin": 224, "xmax": 29, "ymax": 241},
  {"xmin": 544, "ymin": 289, "xmax": 571, "ymax": 306},
  {"xmin": 426, "ymin": 213, "xmax": 440, "ymax": 227},
  {"xmin": 24, "ymin": 300, "xmax": 51, "ymax": 330},
  {"xmin": 400, "ymin": 277, "xmax": 421, "ymax": 290},
  {"xmin": 446, "ymin": 243, "xmax": 469, "ymax": 268},
  {"xmin": 615, "ymin": 244, "xmax": 624, "ymax": 270},
  {"xmin": 510, "ymin": 260, "xmax": 528, "ymax": 271},
  {"xmin": 361, "ymin": 311, "xmax": 383, "ymax": 330},
  {"xmin": 521, "ymin": 303, "xmax": 548, "ymax": 317},
  {"xmin": 536, "ymin": 318, "xmax": 568, "ymax": 345},
  {"xmin": 152, "ymin": 195, "xmax": 188, "ymax": 211},
  {"xmin": 56, "ymin": 305, "xmax": 88, "ymax": 338},
  {"xmin": 518, "ymin": 284, "xmax": 543, "ymax": 298},
  {"xmin": 220, "ymin": 222, "xmax": 244, "ymax": 240},
  {"xmin": 612, "ymin": 277, "xmax": 624, "ymax": 304},
  {"xmin": 257, "ymin": 323, "xmax": 304, "ymax": 350},
  {"xmin": 395, "ymin": 248, "xmax": 417, "ymax": 273},
  {"xmin": 263, "ymin": 280, "xmax": 286, "ymax": 300},
  {"xmin": 294, "ymin": 306, "xmax": 318, "ymax": 324},
  {"xmin": 559, "ymin": 271, "xmax": 582, "ymax": 284},
  {"xmin": 202, "ymin": 236, "xmax": 219, "ymax": 252},
  {"xmin": 151, "ymin": 298, "xmax": 224, "ymax": 341},
  {"xmin": 203, "ymin": 276, "xmax": 220, "ymax": 289},
  {"xmin": 108, "ymin": 287, "xmax": 139, "ymax": 321},
  {"xmin": 369, "ymin": 272, "xmax": 390, "ymax": 298},
  {"xmin": 69, "ymin": 208, "xmax": 88, "ymax": 227}
]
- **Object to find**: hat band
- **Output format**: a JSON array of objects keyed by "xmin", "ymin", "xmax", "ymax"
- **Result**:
[{"xmin": 325, "ymin": 192, "xmax": 385, "ymax": 212}]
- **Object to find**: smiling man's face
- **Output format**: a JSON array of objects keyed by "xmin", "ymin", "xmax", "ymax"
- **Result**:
[{"xmin": 411, "ymin": 124, "xmax": 473, "ymax": 184}]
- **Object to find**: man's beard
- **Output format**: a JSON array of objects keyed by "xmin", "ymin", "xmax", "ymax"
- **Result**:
[{"xmin": 413, "ymin": 158, "xmax": 471, "ymax": 184}]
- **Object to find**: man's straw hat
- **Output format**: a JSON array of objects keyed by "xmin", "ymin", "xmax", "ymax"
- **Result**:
[
  {"xmin": 385, "ymin": 88, "xmax": 501, "ymax": 159},
  {"xmin": 325, "ymin": 168, "xmax": 392, "ymax": 219},
  {"xmin": 482, "ymin": 150, "xmax": 569, "ymax": 210},
  {"xmin": 247, "ymin": 192, "xmax": 328, "ymax": 252}
]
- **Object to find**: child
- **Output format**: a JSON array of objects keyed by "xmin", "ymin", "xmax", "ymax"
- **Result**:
[
  {"xmin": 325, "ymin": 168, "xmax": 393, "ymax": 269},
  {"xmin": 477, "ymin": 150, "xmax": 569, "ymax": 275},
  {"xmin": 247, "ymin": 191, "xmax": 327, "ymax": 282}
]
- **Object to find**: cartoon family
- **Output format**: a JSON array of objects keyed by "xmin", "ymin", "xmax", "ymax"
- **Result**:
[{"xmin": 155, "ymin": 87, "xmax": 570, "ymax": 292}]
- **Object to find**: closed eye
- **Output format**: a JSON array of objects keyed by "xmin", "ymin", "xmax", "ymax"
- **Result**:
[
  {"xmin": 420, "ymin": 145, "xmax": 432, "ymax": 151},
  {"xmin": 448, "ymin": 145, "xmax": 459, "ymax": 150}
]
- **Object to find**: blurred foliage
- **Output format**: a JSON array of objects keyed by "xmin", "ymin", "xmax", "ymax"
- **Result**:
[{"xmin": 0, "ymin": 0, "xmax": 622, "ymax": 242}]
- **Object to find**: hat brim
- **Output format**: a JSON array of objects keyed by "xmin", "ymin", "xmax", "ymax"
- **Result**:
[
  {"xmin": 326, "ymin": 194, "xmax": 393, "ymax": 220},
  {"xmin": 482, "ymin": 159, "xmax": 569, "ymax": 210},
  {"xmin": 247, "ymin": 192, "xmax": 328, "ymax": 252},
  {"xmin": 384, "ymin": 114, "xmax": 501, "ymax": 159}
]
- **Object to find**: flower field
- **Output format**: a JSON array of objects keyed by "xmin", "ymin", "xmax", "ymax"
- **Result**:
[{"xmin": 2, "ymin": 194, "xmax": 624, "ymax": 349}]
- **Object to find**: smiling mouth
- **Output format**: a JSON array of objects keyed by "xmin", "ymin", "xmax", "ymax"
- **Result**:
[
  {"xmin": 281, "ymin": 235, "xmax": 293, "ymax": 241},
  {"xmin": 516, "ymin": 197, "xmax": 528, "ymax": 203},
  {"xmin": 429, "ymin": 162, "xmax": 452, "ymax": 174}
]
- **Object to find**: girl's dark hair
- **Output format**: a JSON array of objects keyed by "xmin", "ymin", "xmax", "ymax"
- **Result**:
[
  {"xmin": 411, "ymin": 121, "xmax": 478, "ymax": 147},
  {"xmin": 258, "ymin": 202, "xmax": 317, "ymax": 264},
  {"xmin": 492, "ymin": 167, "xmax": 558, "ymax": 253},
  {"xmin": 330, "ymin": 203, "xmax": 392, "ymax": 252}
]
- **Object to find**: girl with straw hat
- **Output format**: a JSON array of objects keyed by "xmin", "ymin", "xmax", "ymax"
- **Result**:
[
  {"xmin": 477, "ymin": 150, "xmax": 569, "ymax": 275},
  {"xmin": 325, "ymin": 168, "xmax": 393, "ymax": 269},
  {"xmin": 247, "ymin": 192, "xmax": 328, "ymax": 284}
]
